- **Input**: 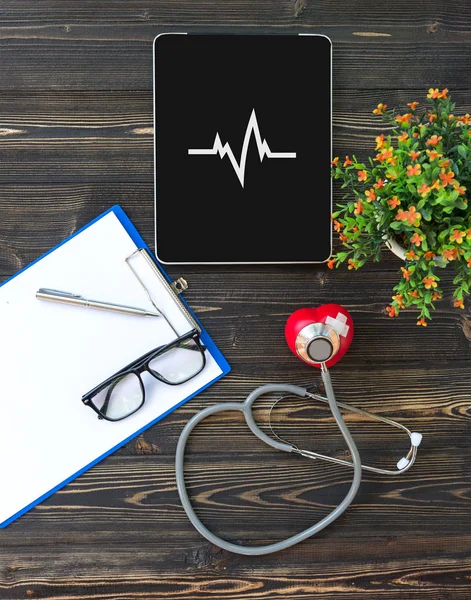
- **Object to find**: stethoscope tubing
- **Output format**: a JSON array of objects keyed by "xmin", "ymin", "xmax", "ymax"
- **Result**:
[{"xmin": 175, "ymin": 375, "xmax": 363, "ymax": 556}]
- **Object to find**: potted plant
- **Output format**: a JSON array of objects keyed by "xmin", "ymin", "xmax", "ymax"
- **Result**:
[{"xmin": 330, "ymin": 88, "xmax": 471, "ymax": 326}]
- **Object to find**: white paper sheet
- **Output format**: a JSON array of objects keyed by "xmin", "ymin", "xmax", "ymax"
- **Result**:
[{"xmin": 0, "ymin": 211, "xmax": 224, "ymax": 526}]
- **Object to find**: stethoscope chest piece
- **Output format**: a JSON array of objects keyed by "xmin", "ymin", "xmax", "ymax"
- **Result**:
[{"xmin": 295, "ymin": 322, "xmax": 340, "ymax": 364}]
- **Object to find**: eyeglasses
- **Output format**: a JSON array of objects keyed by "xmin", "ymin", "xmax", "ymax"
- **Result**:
[{"xmin": 81, "ymin": 329, "xmax": 206, "ymax": 421}]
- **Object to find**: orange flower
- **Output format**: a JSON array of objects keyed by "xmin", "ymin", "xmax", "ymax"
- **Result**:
[
  {"xmin": 409, "ymin": 150, "xmax": 421, "ymax": 161},
  {"xmin": 432, "ymin": 291, "xmax": 442, "ymax": 301},
  {"xmin": 375, "ymin": 134, "xmax": 386, "ymax": 150},
  {"xmin": 388, "ymin": 196, "xmax": 401, "ymax": 209},
  {"xmin": 339, "ymin": 233, "xmax": 348, "ymax": 243},
  {"xmin": 429, "ymin": 179, "xmax": 441, "ymax": 191},
  {"xmin": 387, "ymin": 155, "xmax": 397, "ymax": 166},
  {"xmin": 426, "ymin": 149, "xmax": 442, "ymax": 161},
  {"xmin": 426, "ymin": 134, "xmax": 443, "ymax": 146},
  {"xmin": 427, "ymin": 88, "xmax": 440, "ymax": 99},
  {"xmin": 347, "ymin": 259, "xmax": 358, "ymax": 270},
  {"xmin": 410, "ymin": 233, "xmax": 424, "ymax": 246},
  {"xmin": 365, "ymin": 188, "xmax": 376, "ymax": 202},
  {"xmin": 327, "ymin": 258, "xmax": 337, "ymax": 269},
  {"xmin": 398, "ymin": 132, "xmax": 409, "ymax": 142},
  {"xmin": 422, "ymin": 276, "xmax": 437, "ymax": 289},
  {"xmin": 333, "ymin": 220, "xmax": 343, "ymax": 232},
  {"xmin": 442, "ymin": 248, "xmax": 458, "ymax": 261},
  {"xmin": 407, "ymin": 164, "xmax": 421, "ymax": 176},
  {"xmin": 457, "ymin": 114, "xmax": 471, "ymax": 124},
  {"xmin": 467, "ymin": 229, "xmax": 471, "ymax": 240},
  {"xmin": 396, "ymin": 113, "xmax": 412, "ymax": 124},
  {"xmin": 386, "ymin": 305, "xmax": 398, "ymax": 317},
  {"xmin": 418, "ymin": 183, "xmax": 430, "ymax": 197},
  {"xmin": 407, "ymin": 101, "xmax": 419, "ymax": 110},
  {"xmin": 467, "ymin": 257, "xmax": 471, "ymax": 268},
  {"xmin": 413, "ymin": 132, "xmax": 419, "ymax": 138},
  {"xmin": 392, "ymin": 294, "xmax": 405, "ymax": 308},
  {"xmin": 354, "ymin": 199, "xmax": 364, "ymax": 214},
  {"xmin": 424, "ymin": 251, "xmax": 436, "ymax": 260},
  {"xmin": 375, "ymin": 148, "xmax": 393, "ymax": 162},
  {"xmin": 331, "ymin": 157, "xmax": 339, "ymax": 166},
  {"xmin": 374, "ymin": 178, "xmax": 386, "ymax": 189},
  {"xmin": 454, "ymin": 299, "xmax": 464, "ymax": 309},
  {"xmin": 405, "ymin": 249, "xmax": 418, "ymax": 260},
  {"xmin": 454, "ymin": 184, "xmax": 467, "ymax": 195},
  {"xmin": 417, "ymin": 317, "xmax": 428, "ymax": 327},
  {"xmin": 409, "ymin": 290, "xmax": 420, "ymax": 298},
  {"xmin": 428, "ymin": 113, "xmax": 437, "ymax": 123},
  {"xmin": 439, "ymin": 88, "xmax": 449, "ymax": 99},
  {"xmin": 440, "ymin": 159, "xmax": 451, "ymax": 168},
  {"xmin": 440, "ymin": 170, "xmax": 456, "ymax": 187},
  {"xmin": 396, "ymin": 206, "xmax": 421, "ymax": 226},
  {"xmin": 357, "ymin": 169, "xmax": 368, "ymax": 181},
  {"xmin": 450, "ymin": 229, "xmax": 465, "ymax": 244},
  {"xmin": 373, "ymin": 103, "xmax": 387, "ymax": 114},
  {"xmin": 344, "ymin": 156, "xmax": 353, "ymax": 166},
  {"xmin": 401, "ymin": 267, "xmax": 412, "ymax": 281}
]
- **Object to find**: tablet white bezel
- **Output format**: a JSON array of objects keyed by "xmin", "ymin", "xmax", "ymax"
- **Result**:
[{"xmin": 152, "ymin": 31, "xmax": 332, "ymax": 265}]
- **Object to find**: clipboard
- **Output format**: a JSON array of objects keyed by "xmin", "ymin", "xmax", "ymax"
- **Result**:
[{"xmin": 0, "ymin": 205, "xmax": 231, "ymax": 527}]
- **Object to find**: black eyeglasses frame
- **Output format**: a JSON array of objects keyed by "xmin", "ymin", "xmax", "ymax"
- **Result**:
[{"xmin": 81, "ymin": 328, "xmax": 206, "ymax": 422}]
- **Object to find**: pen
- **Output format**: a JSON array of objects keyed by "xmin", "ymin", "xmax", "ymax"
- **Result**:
[{"xmin": 36, "ymin": 288, "xmax": 161, "ymax": 318}]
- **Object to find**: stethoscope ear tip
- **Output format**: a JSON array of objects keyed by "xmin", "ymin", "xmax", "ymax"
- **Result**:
[
  {"xmin": 397, "ymin": 457, "xmax": 410, "ymax": 470},
  {"xmin": 411, "ymin": 432, "xmax": 423, "ymax": 447}
]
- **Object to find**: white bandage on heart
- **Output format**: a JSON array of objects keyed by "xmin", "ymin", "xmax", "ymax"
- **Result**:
[{"xmin": 326, "ymin": 312, "xmax": 350, "ymax": 338}]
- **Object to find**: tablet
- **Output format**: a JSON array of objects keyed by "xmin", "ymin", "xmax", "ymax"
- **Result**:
[{"xmin": 153, "ymin": 32, "xmax": 332, "ymax": 265}]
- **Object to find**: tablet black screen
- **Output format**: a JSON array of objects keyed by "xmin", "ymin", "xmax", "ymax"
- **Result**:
[{"xmin": 154, "ymin": 33, "xmax": 332, "ymax": 264}]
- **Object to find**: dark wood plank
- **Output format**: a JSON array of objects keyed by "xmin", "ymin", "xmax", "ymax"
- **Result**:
[
  {"xmin": 0, "ymin": 37, "xmax": 470, "ymax": 90},
  {"xmin": 1, "ymin": 89, "xmax": 470, "ymax": 186},
  {"xmin": 0, "ymin": 0, "xmax": 469, "ymax": 90}
]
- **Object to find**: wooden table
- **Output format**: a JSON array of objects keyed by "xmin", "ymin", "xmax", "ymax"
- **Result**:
[{"xmin": 1, "ymin": 2, "xmax": 470, "ymax": 599}]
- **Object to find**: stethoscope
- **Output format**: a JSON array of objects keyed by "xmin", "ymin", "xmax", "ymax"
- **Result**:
[{"xmin": 175, "ymin": 304, "xmax": 422, "ymax": 556}]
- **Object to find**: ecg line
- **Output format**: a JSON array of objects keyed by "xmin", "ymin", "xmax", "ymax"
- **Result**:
[{"xmin": 188, "ymin": 109, "xmax": 296, "ymax": 188}]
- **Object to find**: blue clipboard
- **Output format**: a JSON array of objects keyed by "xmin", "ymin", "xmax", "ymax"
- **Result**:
[{"xmin": 0, "ymin": 205, "xmax": 231, "ymax": 527}]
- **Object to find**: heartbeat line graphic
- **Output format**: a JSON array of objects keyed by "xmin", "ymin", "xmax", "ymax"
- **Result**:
[{"xmin": 188, "ymin": 109, "xmax": 296, "ymax": 188}]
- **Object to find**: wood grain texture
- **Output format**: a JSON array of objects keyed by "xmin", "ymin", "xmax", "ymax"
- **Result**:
[{"xmin": 0, "ymin": 0, "xmax": 470, "ymax": 599}]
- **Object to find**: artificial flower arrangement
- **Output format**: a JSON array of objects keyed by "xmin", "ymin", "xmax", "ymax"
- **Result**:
[{"xmin": 330, "ymin": 88, "xmax": 471, "ymax": 326}]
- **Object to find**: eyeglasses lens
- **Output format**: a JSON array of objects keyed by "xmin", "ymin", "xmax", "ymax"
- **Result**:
[
  {"xmin": 148, "ymin": 338, "xmax": 204, "ymax": 383},
  {"xmin": 93, "ymin": 373, "xmax": 144, "ymax": 420}
]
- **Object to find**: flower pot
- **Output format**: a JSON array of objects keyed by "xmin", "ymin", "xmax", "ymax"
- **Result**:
[{"xmin": 385, "ymin": 237, "xmax": 406, "ymax": 260}]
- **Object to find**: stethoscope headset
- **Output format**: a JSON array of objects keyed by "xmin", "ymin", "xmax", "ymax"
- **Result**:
[{"xmin": 175, "ymin": 303, "xmax": 422, "ymax": 556}]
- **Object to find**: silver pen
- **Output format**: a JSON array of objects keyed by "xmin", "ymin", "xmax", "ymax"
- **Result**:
[{"xmin": 36, "ymin": 288, "xmax": 161, "ymax": 317}]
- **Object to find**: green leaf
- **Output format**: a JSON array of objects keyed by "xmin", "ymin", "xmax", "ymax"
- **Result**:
[
  {"xmin": 421, "ymin": 207, "xmax": 432, "ymax": 221},
  {"xmin": 390, "ymin": 221, "xmax": 403, "ymax": 231}
]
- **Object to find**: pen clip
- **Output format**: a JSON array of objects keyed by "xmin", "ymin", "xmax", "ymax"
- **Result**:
[{"xmin": 37, "ymin": 288, "xmax": 82, "ymax": 299}]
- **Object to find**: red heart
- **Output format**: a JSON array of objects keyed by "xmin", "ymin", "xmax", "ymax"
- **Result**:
[{"xmin": 285, "ymin": 304, "xmax": 354, "ymax": 368}]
